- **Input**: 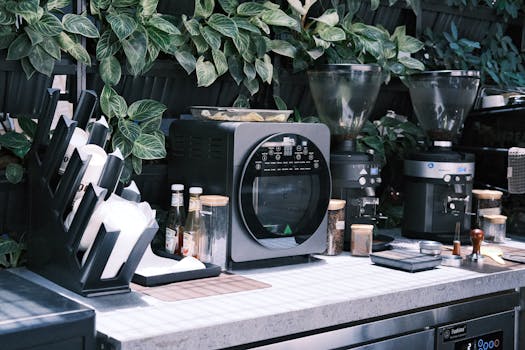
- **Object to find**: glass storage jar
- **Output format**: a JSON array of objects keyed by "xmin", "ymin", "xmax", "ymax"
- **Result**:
[
  {"xmin": 472, "ymin": 190, "xmax": 503, "ymax": 228},
  {"xmin": 351, "ymin": 224, "xmax": 374, "ymax": 256},
  {"xmin": 481, "ymin": 214, "xmax": 507, "ymax": 243},
  {"xmin": 200, "ymin": 195, "xmax": 229, "ymax": 269},
  {"xmin": 324, "ymin": 199, "xmax": 346, "ymax": 255}
]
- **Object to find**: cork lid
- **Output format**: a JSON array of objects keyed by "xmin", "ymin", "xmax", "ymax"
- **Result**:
[
  {"xmin": 483, "ymin": 214, "xmax": 507, "ymax": 224},
  {"xmin": 328, "ymin": 199, "xmax": 346, "ymax": 211},
  {"xmin": 350, "ymin": 224, "xmax": 374, "ymax": 232},
  {"xmin": 472, "ymin": 189, "xmax": 503, "ymax": 200},
  {"xmin": 201, "ymin": 195, "xmax": 229, "ymax": 207}
]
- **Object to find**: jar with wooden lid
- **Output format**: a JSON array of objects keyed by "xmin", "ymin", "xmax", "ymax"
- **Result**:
[
  {"xmin": 351, "ymin": 224, "xmax": 374, "ymax": 256},
  {"xmin": 324, "ymin": 199, "xmax": 346, "ymax": 255},
  {"xmin": 200, "ymin": 195, "xmax": 229, "ymax": 268},
  {"xmin": 472, "ymin": 190, "xmax": 503, "ymax": 228},
  {"xmin": 481, "ymin": 214, "xmax": 507, "ymax": 243}
]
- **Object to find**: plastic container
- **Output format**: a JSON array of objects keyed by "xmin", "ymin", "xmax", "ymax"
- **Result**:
[
  {"xmin": 190, "ymin": 106, "xmax": 293, "ymax": 122},
  {"xmin": 324, "ymin": 199, "xmax": 346, "ymax": 255},
  {"xmin": 200, "ymin": 195, "xmax": 229, "ymax": 269},
  {"xmin": 481, "ymin": 214, "xmax": 507, "ymax": 243},
  {"xmin": 472, "ymin": 190, "xmax": 503, "ymax": 227},
  {"xmin": 350, "ymin": 224, "xmax": 374, "ymax": 256}
]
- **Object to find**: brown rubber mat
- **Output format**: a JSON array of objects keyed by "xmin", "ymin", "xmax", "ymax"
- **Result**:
[{"xmin": 131, "ymin": 273, "xmax": 271, "ymax": 302}]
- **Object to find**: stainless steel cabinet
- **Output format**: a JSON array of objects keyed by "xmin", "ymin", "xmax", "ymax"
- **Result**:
[
  {"xmin": 352, "ymin": 330, "xmax": 434, "ymax": 350},
  {"xmin": 248, "ymin": 291, "xmax": 518, "ymax": 350}
]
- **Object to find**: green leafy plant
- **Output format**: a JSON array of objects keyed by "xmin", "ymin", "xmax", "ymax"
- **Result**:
[
  {"xmin": 0, "ymin": 0, "xmax": 99, "ymax": 78},
  {"xmin": 445, "ymin": 0, "xmax": 523, "ymax": 21},
  {"xmin": 90, "ymin": 0, "xmax": 178, "ymax": 182},
  {"xmin": 171, "ymin": 0, "xmax": 300, "ymax": 104},
  {"xmin": 0, "ymin": 1, "xmax": 100, "ymax": 183},
  {"xmin": 367, "ymin": 0, "xmax": 420, "ymax": 12},
  {"xmin": 0, "ymin": 234, "xmax": 25, "ymax": 268},
  {"xmin": 0, "ymin": 117, "xmax": 37, "ymax": 183},
  {"xmin": 419, "ymin": 21, "xmax": 525, "ymax": 88},
  {"xmin": 167, "ymin": 0, "xmax": 425, "ymax": 105},
  {"xmin": 478, "ymin": 23, "xmax": 525, "ymax": 88},
  {"xmin": 356, "ymin": 111, "xmax": 425, "ymax": 166},
  {"xmin": 100, "ymin": 91, "xmax": 167, "ymax": 182},
  {"xmin": 91, "ymin": 0, "xmax": 180, "ymax": 78},
  {"xmin": 419, "ymin": 22, "xmax": 481, "ymax": 71},
  {"xmin": 275, "ymin": 0, "xmax": 425, "ymax": 81}
]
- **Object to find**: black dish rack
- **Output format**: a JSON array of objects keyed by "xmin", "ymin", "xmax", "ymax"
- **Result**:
[{"xmin": 26, "ymin": 90, "xmax": 157, "ymax": 297}]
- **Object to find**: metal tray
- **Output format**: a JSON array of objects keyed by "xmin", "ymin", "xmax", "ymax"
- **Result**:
[
  {"xmin": 370, "ymin": 249, "xmax": 442, "ymax": 272},
  {"xmin": 190, "ymin": 106, "xmax": 293, "ymax": 122},
  {"xmin": 372, "ymin": 234, "xmax": 394, "ymax": 252}
]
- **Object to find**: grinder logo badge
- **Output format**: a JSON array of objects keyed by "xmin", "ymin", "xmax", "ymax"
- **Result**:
[
  {"xmin": 443, "ymin": 323, "xmax": 467, "ymax": 341},
  {"xmin": 427, "ymin": 162, "xmax": 434, "ymax": 168}
]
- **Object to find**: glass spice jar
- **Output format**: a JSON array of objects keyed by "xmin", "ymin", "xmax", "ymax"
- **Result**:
[{"xmin": 324, "ymin": 199, "xmax": 346, "ymax": 255}]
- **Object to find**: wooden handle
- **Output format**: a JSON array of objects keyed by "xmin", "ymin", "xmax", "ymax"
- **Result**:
[
  {"xmin": 470, "ymin": 228, "xmax": 484, "ymax": 255},
  {"xmin": 452, "ymin": 240, "xmax": 461, "ymax": 256}
]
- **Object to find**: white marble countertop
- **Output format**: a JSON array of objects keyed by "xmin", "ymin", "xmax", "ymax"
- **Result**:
[{"xmin": 11, "ymin": 239, "xmax": 525, "ymax": 350}]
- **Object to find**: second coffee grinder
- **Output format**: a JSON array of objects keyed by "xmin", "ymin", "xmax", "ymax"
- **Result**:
[
  {"xmin": 401, "ymin": 70, "xmax": 481, "ymax": 243},
  {"xmin": 308, "ymin": 64, "xmax": 384, "ymax": 246}
]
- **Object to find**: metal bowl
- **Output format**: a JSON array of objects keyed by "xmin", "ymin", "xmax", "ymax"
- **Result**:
[
  {"xmin": 441, "ymin": 255, "xmax": 463, "ymax": 267},
  {"xmin": 419, "ymin": 240, "xmax": 443, "ymax": 256}
]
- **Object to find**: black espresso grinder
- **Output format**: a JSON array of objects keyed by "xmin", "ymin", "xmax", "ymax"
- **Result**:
[
  {"xmin": 308, "ymin": 64, "xmax": 385, "ymax": 247},
  {"xmin": 401, "ymin": 70, "xmax": 481, "ymax": 243}
]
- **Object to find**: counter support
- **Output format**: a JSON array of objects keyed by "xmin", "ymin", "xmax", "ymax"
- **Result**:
[{"xmin": 516, "ymin": 287, "xmax": 525, "ymax": 350}]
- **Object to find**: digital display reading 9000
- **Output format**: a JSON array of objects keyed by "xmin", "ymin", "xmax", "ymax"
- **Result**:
[{"xmin": 455, "ymin": 331, "xmax": 503, "ymax": 350}]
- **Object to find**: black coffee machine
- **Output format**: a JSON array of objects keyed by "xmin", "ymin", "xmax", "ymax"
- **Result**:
[
  {"xmin": 401, "ymin": 70, "xmax": 481, "ymax": 243},
  {"xmin": 308, "ymin": 64, "xmax": 384, "ymax": 245}
]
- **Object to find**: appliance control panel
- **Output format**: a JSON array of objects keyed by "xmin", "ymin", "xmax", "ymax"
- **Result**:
[
  {"xmin": 354, "ymin": 163, "xmax": 381, "ymax": 187},
  {"xmin": 452, "ymin": 330, "xmax": 503, "ymax": 350},
  {"xmin": 252, "ymin": 135, "xmax": 324, "ymax": 173},
  {"xmin": 330, "ymin": 158, "xmax": 382, "ymax": 189},
  {"xmin": 443, "ymin": 174, "xmax": 473, "ymax": 184},
  {"xmin": 436, "ymin": 310, "xmax": 514, "ymax": 350}
]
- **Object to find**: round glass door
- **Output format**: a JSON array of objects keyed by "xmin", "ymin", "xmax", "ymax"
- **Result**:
[{"xmin": 239, "ymin": 133, "xmax": 331, "ymax": 249}]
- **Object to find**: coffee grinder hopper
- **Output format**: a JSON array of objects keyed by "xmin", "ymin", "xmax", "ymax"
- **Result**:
[
  {"xmin": 308, "ymin": 64, "xmax": 384, "ymax": 151},
  {"xmin": 401, "ymin": 70, "xmax": 480, "ymax": 147}
]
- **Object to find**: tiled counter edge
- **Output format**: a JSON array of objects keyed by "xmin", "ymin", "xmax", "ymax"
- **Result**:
[{"xmin": 8, "ymin": 250, "xmax": 525, "ymax": 350}]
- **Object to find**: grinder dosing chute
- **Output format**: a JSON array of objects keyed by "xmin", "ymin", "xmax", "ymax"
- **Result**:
[
  {"xmin": 308, "ymin": 64, "xmax": 384, "ymax": 247},
  {"xmin": 401, "ymin": 70, "xmax": 481, "ymax": 243}
]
